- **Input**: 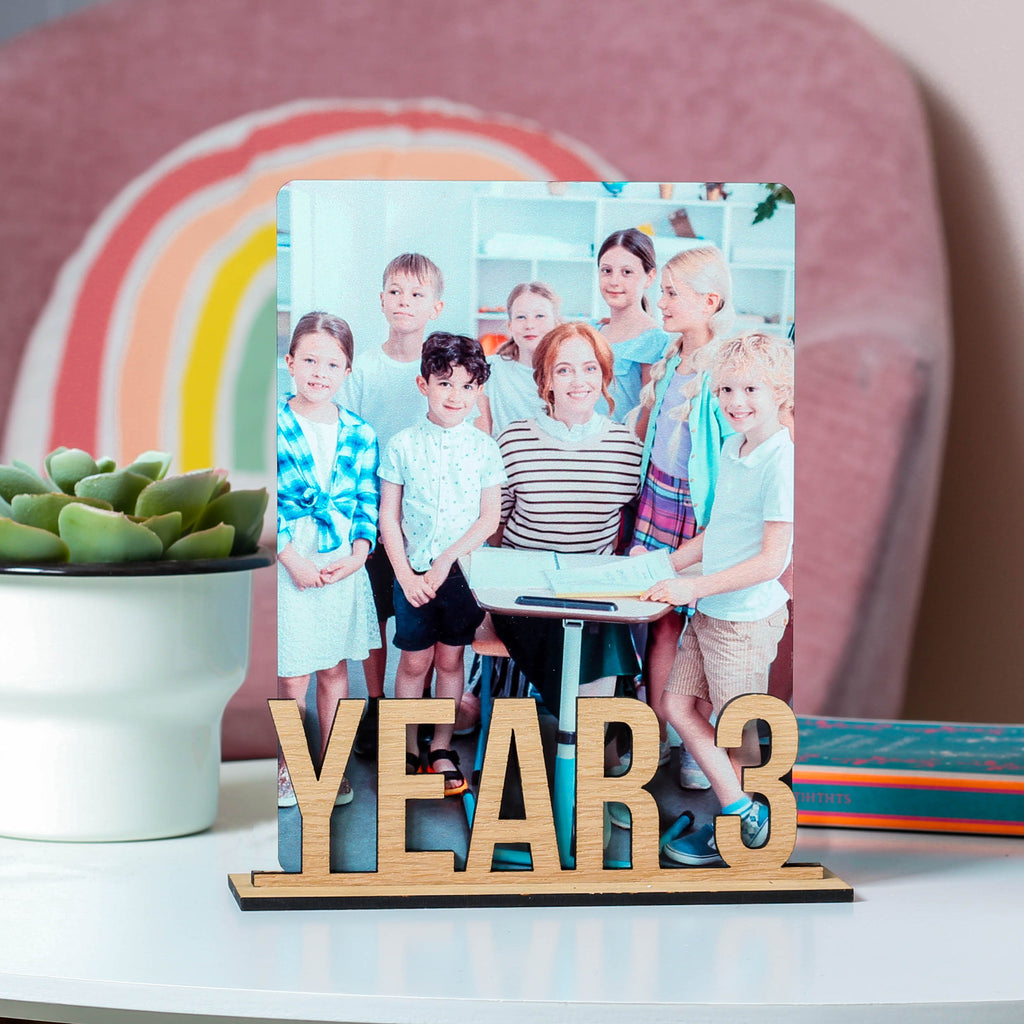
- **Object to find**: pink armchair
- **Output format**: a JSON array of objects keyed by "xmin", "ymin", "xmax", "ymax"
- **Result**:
[{"xmin": 0, "ymin": 0, "xmax": 949, "ymax": 756}]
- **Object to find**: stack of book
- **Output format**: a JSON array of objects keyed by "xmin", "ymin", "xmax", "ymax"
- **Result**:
[{"xmin": 793, "ymin": 716, "xmax": 1024, "ymax": 837}]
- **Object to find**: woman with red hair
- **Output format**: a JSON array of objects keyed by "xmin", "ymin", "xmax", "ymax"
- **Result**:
[{"xmin": 492, "ymin": 322, "xmax": 643, "ymax": 715}]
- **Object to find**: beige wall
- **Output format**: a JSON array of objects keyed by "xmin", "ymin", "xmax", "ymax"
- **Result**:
[{"xmin": 822, "ymin": 0, "xmax": 1024, "ymax": 722}]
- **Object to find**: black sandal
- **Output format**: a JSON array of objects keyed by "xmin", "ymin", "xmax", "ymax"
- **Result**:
[
  {"xmin": 425, "ymin": 748, "xmax": 468, "ymax": 797},
  {"xmin": 406, "ymin": 750, "xmax": 421, "ymax": 775}
]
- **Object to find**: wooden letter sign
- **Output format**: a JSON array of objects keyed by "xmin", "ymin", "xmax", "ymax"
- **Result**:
[{"xmin": 230, "ymin": 694, "xmax": 851, "ymax": 908}]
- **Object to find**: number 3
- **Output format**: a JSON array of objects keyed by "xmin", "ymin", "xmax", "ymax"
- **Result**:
[{"xmin": 713, "ymin": 693, "xmax": 798, "ymax": 871}]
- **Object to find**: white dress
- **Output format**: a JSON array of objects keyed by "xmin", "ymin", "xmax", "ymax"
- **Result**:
[{"xmin": 277, "ymin": 413, "xmax": 380, "ymax": 677}]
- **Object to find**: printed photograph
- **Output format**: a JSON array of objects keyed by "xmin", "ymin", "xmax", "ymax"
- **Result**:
[{"xmin": 275, "ymin": 180, "xmax": 795, "ymax": 880}]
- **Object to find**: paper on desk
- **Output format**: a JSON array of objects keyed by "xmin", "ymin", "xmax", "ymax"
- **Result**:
[
  {"xmin": 468, "ymin": 547, "xmax": 559, "ymax": 591},
  {"xmin": 546, "ymin": 549, "xmax": 675, "ymax": 597}
]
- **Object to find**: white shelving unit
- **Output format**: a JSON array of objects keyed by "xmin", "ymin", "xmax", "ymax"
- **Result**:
[
  {"xmin": 470, "ymin": 183, "xmax": 795, "ymax": 344},
  {"xmin": 275, "ymin": 181, "xmax": 794, "ymax": 354}
]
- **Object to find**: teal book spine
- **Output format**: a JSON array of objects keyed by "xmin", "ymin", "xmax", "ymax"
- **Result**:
[{"xmin": 793, "ymin": 716, "xmax": 1024, "ymax": 836}]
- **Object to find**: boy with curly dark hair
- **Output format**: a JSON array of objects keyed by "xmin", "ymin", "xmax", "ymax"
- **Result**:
[{"xmin": 377, "ymin": 332, "xmax": 504, "ymax": 795}]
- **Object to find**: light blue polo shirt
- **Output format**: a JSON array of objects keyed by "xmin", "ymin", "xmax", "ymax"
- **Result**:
[{"xmin": 697, "ymin": 428, "xmax": 793, "ymax": 622}]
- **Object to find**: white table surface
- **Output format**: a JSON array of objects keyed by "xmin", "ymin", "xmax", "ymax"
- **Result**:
[{"xmin": 2, "ymin": 758, "xmax": 1022, "ymax": 1024}]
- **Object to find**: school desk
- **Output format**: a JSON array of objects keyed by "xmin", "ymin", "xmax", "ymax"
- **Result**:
[
  {"xmin": 1, "ymin": 756, "xmax": 1022, "ymax": 1023},
  {"xmin": 460, "ymin": 550, "xmax": 674, "ymax": 868}
]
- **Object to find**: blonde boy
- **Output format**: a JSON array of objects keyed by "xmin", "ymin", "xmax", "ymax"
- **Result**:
[
  {"xmin": 642, "ymin": 331, "xmax": 794, "ymax": 866},
  {"xmin": 343, "ymin": 253, "xmax": 444, "ymax": 754}
]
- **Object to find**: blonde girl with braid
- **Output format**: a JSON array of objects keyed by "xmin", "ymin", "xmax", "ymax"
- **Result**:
[{"xmin": 629, "ymin": 245, "xmax": 735, "ymax": 790}]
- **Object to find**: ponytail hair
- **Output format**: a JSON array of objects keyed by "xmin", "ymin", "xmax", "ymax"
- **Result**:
[
  {"xmin": 497, "ymin": 281, "xmax": 562, "ymax": 361},
  {"xmin": 533, "ymin": 322, "xmax": 616, "ymax": 417},
  {"xmin": 639, "ymin": 245, "xmax": 734, "ymax": 411},
  {"xmin": 289, "ymin": 311, "xmax": 354, "ymax": 366},
  {"xmin": 598, "ymin": 228, "xmax": 657, "ymax": 313}
]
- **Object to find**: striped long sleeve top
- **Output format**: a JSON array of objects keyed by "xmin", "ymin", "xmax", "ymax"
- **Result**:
[{"xmin": 497, "ymin": 416, "xmax": 643, "ymax": 554}]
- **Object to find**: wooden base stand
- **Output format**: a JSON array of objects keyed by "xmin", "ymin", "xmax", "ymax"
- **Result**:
[{"xmin": 229, "ymin": 864, "xmax": 851, "ymax": 910}]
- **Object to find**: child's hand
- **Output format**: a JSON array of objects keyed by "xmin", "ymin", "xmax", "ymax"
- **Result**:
[
  {"xmin": 642, "ymin": 577, "xmax": 696, "ymax": 606},
  {"xmin": 628, "ymin": 544, "xmax": 648, "ymax": 557},
  {"xmin": 287, "ymin": 556, "xmax": 324, "ymax": 590},
  {"xmin": 398, "ymin": 571, "xmax": 437, "ymax": 608},
  {"xmin": 422, "ymin": 556, "xmax": 452, "ymax": 592},
  {"xmin": 320, "ymin": 553, "xmax": 364, "ymax": 584}
]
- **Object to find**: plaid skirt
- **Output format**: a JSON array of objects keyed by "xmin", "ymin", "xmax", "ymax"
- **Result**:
[{"xmin": 631, "ymin": 462, "xmax": 699, "ymax": 551}]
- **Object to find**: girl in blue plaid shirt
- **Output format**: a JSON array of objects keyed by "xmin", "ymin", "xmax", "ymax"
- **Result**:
[{"xmin": 277, "ymin": 312, "xmax": 380, "ymax": 806}]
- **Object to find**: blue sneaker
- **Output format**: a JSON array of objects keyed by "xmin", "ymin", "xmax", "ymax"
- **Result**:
[
  {"xmin": 662, "ymin": 823, "xmax": 722, "ymax": 866},
  {"xmin": 740, "ymin": 801, "xmax": 770, "ymax": 848}
]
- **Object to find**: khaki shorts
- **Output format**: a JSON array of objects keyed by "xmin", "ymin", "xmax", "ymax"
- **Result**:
[{"xmin": 665, "ymin": 606, "xmax": 789, "ymax": 714}]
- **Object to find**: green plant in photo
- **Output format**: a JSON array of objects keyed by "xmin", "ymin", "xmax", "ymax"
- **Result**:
[{"xmin": 752, "ymin": 183, "xmax": 795, "ymax": 224}]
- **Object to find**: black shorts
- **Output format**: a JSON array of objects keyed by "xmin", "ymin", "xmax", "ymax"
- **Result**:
[
  {"xmin": 365, "ymin": 538, "xmax": 395, "ymax": 622},
  {"xmin": 393, "ymin": 563, "xmax": 484, "ymax": 652}
]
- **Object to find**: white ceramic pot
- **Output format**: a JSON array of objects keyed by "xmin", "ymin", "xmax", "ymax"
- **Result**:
[{"xmin": 0, "ymin": 551, "xmax": 272, "ymax": 841}]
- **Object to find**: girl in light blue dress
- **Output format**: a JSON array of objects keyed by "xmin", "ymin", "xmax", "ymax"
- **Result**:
[{"xmin": 593, "ymin": 228, "xmax": 672, "ymax": 422}]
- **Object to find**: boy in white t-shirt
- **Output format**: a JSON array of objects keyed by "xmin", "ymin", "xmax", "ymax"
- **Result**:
[
  {"xmin": 342, "ymin": 253, "xmax": 444, "ymax": 755},
  {"xmin": 641, "ymin": 331, "xmax": 794, "ymax": 866}
]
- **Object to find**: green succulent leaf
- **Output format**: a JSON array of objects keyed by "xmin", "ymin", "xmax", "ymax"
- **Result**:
[
  {"xmin": 74, "ymin": 470, "xmax": 152, "ymax": 515},
  {"xmin": 14, "ymin": 460, "xmax": 55, "ymax": 489},
  {"xmin": 11, "ymin": 493, "xmax": 114, "ymax": 535},
  {"xmin": 134, "ymin": 470, "xmax": 224, "ymax": 531},
  {"xmin": 0, "ymin": 516, "xmax": 70, "ymax": 563},
  {"xmin": 164, "ymin": 522, "xmax": 235, "ymax": 561},
  {"xmin": 42, "ymin": 447, "xmax": 67, "ymax": 478},
  {"xmin": 47, "ymin": 448, "xmax": 100, "ymax": 495},
  {"xmin": 0, "ymin": 466, "xmax": 51, "ymax": 503},
  {"xmin": 5, "ymin": 446, "xmax": 266, "ymax": 566},
  {"xmin": 57, "ymin": 503, "xmax": 165, "ymax": 563},
  {"xmin": 123, "ymin": 450, "xmax": 172, "ymax": 481},
  {"xmin": 139, "ymin": 511, "xmax": 183, "ymax": 551},
  {"xmin": 194, "ymin": 488, "xmax": 268, "ymax": 555}
]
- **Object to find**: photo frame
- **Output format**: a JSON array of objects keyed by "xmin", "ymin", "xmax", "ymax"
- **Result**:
[{"xmin": 230, "ymin": 180, "xmax": 850, "ymax": 908}]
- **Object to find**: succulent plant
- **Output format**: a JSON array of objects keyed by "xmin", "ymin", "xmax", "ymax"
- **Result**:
[{"xmin": 0, "ymin": 449, "xmax": 268, "ymax": 565}]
